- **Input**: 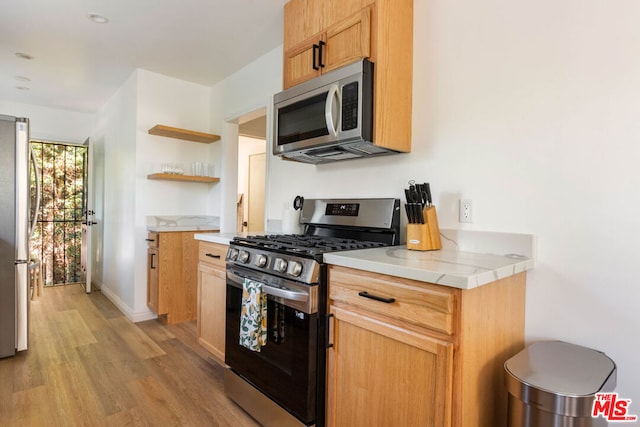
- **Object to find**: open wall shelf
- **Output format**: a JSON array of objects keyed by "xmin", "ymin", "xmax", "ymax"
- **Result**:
[
  {"xmin": 147, "ymin": 173, "xmax": 220, "ymax": 183},
  {"xmin": 148, "ymin": 125, "xmax": 220, "ymax": 144}
]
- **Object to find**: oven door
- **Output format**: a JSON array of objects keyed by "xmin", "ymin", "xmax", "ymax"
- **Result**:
[
  {"xmin": 225, "ymin": 265, "xmax": 318, "ymax": 425},
  {"xmin": 274, "ymin": 82, "xmax": 341, "ymax": 155}
]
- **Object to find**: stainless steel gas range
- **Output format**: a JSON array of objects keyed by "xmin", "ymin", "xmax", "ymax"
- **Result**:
[{"xmin": 224, "ymin": 198, "xmax": 400, "ymax": 427}]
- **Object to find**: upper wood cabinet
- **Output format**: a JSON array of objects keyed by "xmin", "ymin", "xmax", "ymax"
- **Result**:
[
  {"xmin": 284, "ymin": 7, "xmax": 371, "ymax": 88},
  {"xmin": 283, "ymin": 0, "xmax": 414, "ymax": 152}
]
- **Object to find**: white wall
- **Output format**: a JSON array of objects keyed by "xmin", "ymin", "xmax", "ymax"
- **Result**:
[
  {"xmin": 210, "ymin": 0, "xmax": 640, "ymax": 403},
  {"xmin": 210, "ymin": 47, "xmax": 283, "ymax": 232},
  {"xmin": 94, "ymin": 69, "xmax": 213, "ymax": 320},
  {"xmin": 134, "ymin": 69, "xmax": 213, "ymax": 316},
  {"xmin": 0, "ymin": 100, "xmax": 95, "ymax": 143},
  {"xmin": 92, "ymin": 72, "xmax": 138, "ymax": 314}
]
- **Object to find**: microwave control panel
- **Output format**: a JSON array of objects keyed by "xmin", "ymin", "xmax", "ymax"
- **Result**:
[{"xmin": 342, "ymin": 82, "xmax": 359, "ymax": 131}]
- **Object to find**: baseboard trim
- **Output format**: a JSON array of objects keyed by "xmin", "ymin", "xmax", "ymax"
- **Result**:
[{"xmin": 99, "ymin": 285, "xmax": 158, "ymax": 323}]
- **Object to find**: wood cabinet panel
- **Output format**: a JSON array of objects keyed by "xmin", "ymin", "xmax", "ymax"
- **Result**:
[
  {"xmin": 197, "ymin": 262, "xmax": 226, "ymax": 362},
  {"xmin": 326, "ymin": 265, "xmax": 526, "ymax": 427},
  {"xmin": 198, "ymin": 241, "xmax": 228, "ymax": 269},
  {"xmin": 323, "ymin": 7, "xmax": 371, "ymax": 74},
  {"xmin": 146, "ymin": 231, "xmax": 200, "ymax": 324},
  {"xmin": 327, "ymin": 305, "xmax": 453, "ymax": 427},
  {"xmin": 147, "ymin": 248, "xmax": 161, "ymax": 313},
  {"xmin": 371, "ymin": 0, "xmax": 413, "ymax": 151},
  {"xmin": 329, "ymin": 266, "xmax": 456, "ymax": 335},
  {"xmin": 197, "ymin": 241, "xmax": 229, "ymax": 361},
  {"xmin": 324, "ymin": 0, "xmax": 375, "ymax": 26},
  {"xmin": 146, "ymin": 232, "xmax": 159, "ymax": 248},
  {"xmin": 283, "ymin": 0, "xmax": 325, "ymax": 50}
]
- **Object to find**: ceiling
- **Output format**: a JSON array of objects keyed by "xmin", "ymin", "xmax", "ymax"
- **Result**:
[{"xmin": 0, "ymin": 0, "xmax": 287, "ymax": 113}]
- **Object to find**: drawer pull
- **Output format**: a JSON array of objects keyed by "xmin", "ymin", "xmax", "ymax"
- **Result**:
[
  {"xmin": 205, "ymin": 253, "xmax": 221, "ymax": 259},
  {"xmin": 145, "ymin": 238, "xmax": 155, "ymax": 242},
  {"xmin": 358, "ymin": 291, "xmax": 395, "ymax": 304}
]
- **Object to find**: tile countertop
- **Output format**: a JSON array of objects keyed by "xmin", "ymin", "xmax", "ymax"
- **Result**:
[{"xmin": 323, "ymin": 229, "xmax": 536, "ymax": 290}]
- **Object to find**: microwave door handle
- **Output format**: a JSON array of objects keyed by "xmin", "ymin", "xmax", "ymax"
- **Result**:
[{"xmin": 325, "ymin": 85, "xmax": 341, "ymax": 137}]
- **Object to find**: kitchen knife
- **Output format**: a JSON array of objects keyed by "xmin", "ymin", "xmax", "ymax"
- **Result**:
[
  {"xmin": 416, "ymin": 183, "xmax": 427, "ymax": 207},
  {"xmin": 404, "ymin": 203, "xmax": 414, "ymax": 223},
  {"xmin": 415, "ymin": 204, "xmax": 425, "ymax": 223},
  {"xmin": 404, "ymin": 190, "xmax": 413, "ymax": 223},
  {"xmin": 425, "ymin": 183, "xmax": 432, "ymax": 206}
]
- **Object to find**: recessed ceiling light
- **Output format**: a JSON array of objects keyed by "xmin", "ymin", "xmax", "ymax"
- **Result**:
[
  {"xmin": 15, "ymin": 52, "xmax": 34, "ymax": 60},
  {"xmin": 15, "ymin": 76, "xmax": 31, "ymax": 82},
  {"xmin": 88, "ymin": 13, "xmax": 109, "ymax": 24},
  {"xmin": 15, "ymin": 86, "xmax": 30, "ymax": 91}
]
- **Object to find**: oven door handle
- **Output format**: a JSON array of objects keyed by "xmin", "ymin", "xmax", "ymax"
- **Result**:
[{"xmin": 227, "ymin": 271, "xmax": 309, "ymax": 302}]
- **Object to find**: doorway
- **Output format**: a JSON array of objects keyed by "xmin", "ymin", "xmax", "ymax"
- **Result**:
[
  {"xmin": 237, "ymin": 114, "xmax": 267, "ymax": 233},
  {"xmin": 30, "ymin": 141, "xmax": 87, "ymax": 287}
]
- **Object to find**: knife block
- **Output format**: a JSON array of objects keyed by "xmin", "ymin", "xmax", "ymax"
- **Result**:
[{"xmin": 406, "ymin": 206, "xmax": 442, "ymax": 251}]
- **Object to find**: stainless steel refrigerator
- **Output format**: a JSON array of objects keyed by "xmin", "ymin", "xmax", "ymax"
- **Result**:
[{"xmin": 0, "ymin": 114, "xmax": 39, "ymax": 358}]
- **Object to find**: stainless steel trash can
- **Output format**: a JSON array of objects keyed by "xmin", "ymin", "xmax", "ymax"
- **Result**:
[{"xmin": 504, "ymin": 341, "xmax": 616, "ymax": 427}]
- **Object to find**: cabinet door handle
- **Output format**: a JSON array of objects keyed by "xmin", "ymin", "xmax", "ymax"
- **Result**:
[
  {"xmin": 150, "ymin": 253, "xmax": 156, "ymax": 269},
  {"xmin": 318, "ymin": 40, "xmax": 326, "ymax": 68},
  {"xmin": 145, "ymin": 238, "xmax": 155, "ymax": 242},
  {"xmin": 325, "ymin": 313, "xmax": 334, "ymax": 349},
  {"xmin": 358, "ymin": 291, "xmax": 395, "ymax": 304},
  {"xmin": 312, "ymin": 43, "xmax": 319, "ymax": 70},
  {"xmin": 205, "ymin": 253, "xmax": 221, "ymax": 259}
]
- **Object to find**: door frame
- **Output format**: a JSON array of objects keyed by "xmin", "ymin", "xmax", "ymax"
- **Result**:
[
  {"xmin": 220, "ymin": 103, "xmax": 272, "ymax": 233},
  {"xmin": 80, "ymin": 137, "xmax": 94, "ymax": 293}
]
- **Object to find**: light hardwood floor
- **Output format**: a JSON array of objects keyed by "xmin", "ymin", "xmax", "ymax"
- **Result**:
[{"xmin": 0, "ymin": 284, "xmax": 259, "ymax": 426}]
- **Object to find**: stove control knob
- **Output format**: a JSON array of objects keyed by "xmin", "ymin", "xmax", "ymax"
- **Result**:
[
  {"xmin": 274, "ymin": 258, "xmax": 288, "ymax": 273},
  {"xmin": 254, "ymin": 254, "xmax": 268, "ymax": 268},
  {"xmin": 287, "ymin": 261, "xmax": 303, "ymax": 277},
  {"xmin": 238, "ymin": 250, "xmax": 250, "ymax": 264},
  {"xmin": 228, "ymin": 248, "xmax": 239, "ymax": 261}
]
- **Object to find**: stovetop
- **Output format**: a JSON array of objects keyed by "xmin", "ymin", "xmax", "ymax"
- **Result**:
[
  {"xmin": 233, "ymin": 234, "xmax": 386, "ymax": 258},
  {"xmin": 226, "ymin": 198, "xmax": 401, "ymax": 284}
]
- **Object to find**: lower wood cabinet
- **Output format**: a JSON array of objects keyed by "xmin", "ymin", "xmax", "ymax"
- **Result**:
[
  {"xmin": 197, "ymin": 241, "xmax": 229, "ymax": 362},
  {"xmin": 327, "ymin": 305, "xmax": 453, "ymax": 426},
  {"xmin": 326, "ymin": 266, "xmax": 527, "ymax": 427},
  {"xmin": 146, "ymin": 231, "xmax": 200, "ymax": 324}
]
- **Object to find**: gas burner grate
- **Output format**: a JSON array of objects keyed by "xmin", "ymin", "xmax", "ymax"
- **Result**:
[{"xmin": 236, "ymin": 234, "xmax": 386, "ymax": 256}]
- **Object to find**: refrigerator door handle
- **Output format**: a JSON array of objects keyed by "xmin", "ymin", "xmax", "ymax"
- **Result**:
[
  {"xmin": 15, "ymin": 119, "xmax": 29, "ymax": 262},
  {"xmin": 15, "ymin": 263, "xmax": 29, "ymax": 351},
  {"xmin": 29, "ymin": 146, "xmax": 40, "ymax": 237}
]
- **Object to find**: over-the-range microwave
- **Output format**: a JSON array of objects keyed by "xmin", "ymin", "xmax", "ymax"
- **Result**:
[{"xmin": 273, "ymin": 59, "xmax": 398, "ymax": 164}]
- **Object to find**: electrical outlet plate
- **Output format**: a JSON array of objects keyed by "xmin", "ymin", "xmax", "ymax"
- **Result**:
[{"xmin": 459, "ymin": 199, "xmax": 473, "ymax": 223}]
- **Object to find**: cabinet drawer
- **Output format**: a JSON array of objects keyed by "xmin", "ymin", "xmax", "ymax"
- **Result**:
[
  {"xmin": 146, "ymin": 232, "xmax": 159, "ymax": 248},
  {"xmin": 328, "ymin": 266, "xmax": 456, "ymax": 335},
  {"xmin": 198, "ymin": 242, "xmax": 228, "ymax": 268}
]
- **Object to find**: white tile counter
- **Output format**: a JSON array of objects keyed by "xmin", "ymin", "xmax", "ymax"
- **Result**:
[{"xmin": 324, "ymin": 229, "xmax": 536, "ymax": 289}]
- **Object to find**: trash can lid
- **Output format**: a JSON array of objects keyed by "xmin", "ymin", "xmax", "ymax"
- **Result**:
[{"xmin": 504, "ymin": 341, "xmax": 616, "ymax": 397}]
